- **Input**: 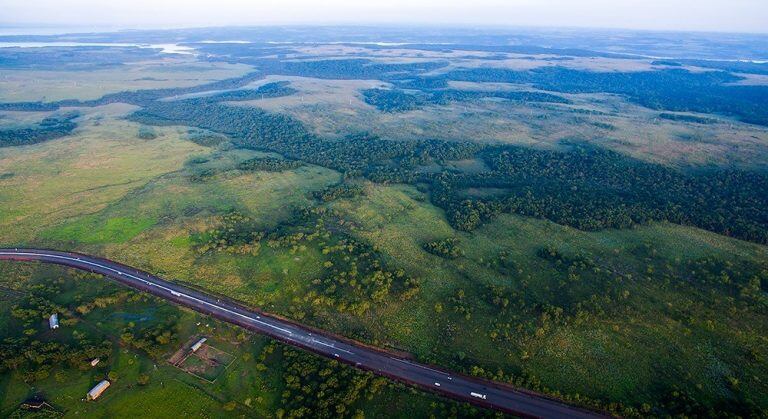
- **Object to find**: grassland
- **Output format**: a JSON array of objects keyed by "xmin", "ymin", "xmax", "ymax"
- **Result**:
[
  {"xmin": 1, "ymin": 41, "xmax": 767, "ymax": 417},
  {"xmin": 0, "ymin": 60, "xmax": 252, "ymax": 102},
  {"xmin": 2, "ymin": 120, "xmax": 764, "ymax": 413},
  {"xmin": 321, "ymin": 184, "xmax": 768, "ymax": 412},
  {"xmin": 0, "ymin": 110, "xmax": 208, "ymax": 244},
  {"xmin": 244, "ymin": 71, "xmax": 768, "ymax": 170}
]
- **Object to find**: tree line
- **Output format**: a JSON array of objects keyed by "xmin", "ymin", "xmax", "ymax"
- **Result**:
[{"xmin": 362, "ymin": 88, "xmax": 569, "ymax": 112}]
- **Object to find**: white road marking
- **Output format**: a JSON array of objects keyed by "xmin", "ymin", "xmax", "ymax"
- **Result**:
[
  {"xmin": 391, "ymin": 357, "xmax": 450, "ymax": 376},
  {"xmin": 309, "ymin": 338, "xmax": 353, "ymax": 354}
]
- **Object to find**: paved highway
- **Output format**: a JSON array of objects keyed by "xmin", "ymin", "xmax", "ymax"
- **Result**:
[{"xmin": 0, "ymin": 248, "xmax": 606, "ymax": 418}]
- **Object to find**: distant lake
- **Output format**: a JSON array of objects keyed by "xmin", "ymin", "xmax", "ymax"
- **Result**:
[{"xmin": 0, "ymin": 41, "xmax": 195, "ymax": 54}]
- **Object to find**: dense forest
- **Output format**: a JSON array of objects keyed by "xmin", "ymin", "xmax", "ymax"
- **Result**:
[
  {"xmin": 129, "ymin": 97, "xmax": 768, "ymax": 244},
  {"xmin": 237, "ymin": 156, "xmax": 304, "ymax": 172},
  {"xmin": 437, "ymin": 145, "xmax": 768, "ymax": 244}
]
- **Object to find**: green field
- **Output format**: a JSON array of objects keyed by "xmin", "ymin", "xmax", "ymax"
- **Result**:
[
  {"xmin": 1, "ymin": 35, "xmax": 767, "ymax": 418},
  {"xmin": 2, "ymin": 126, "xmax": 765, "ymax": 416}
]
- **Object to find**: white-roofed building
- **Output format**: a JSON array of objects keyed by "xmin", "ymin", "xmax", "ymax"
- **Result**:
[
  {"xmin": 49, "ymin": 314, "xmax": 59, "ymax": 329},
  {"xmin": 191, "ymin": 337, "xmax": 207, "ymax": 352},
  {"xmin": 87, "ymin": 380, "xmax": 110, "ymax": 400}
]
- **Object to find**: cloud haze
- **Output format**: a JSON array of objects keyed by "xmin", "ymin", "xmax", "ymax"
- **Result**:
[{"xmin": 2, "ymin": 0, "xmax": 767, "ymax": 33}]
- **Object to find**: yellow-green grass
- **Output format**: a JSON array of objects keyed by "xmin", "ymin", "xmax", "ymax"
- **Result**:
[
  {"xmin": 0, "ymin": 61, "xmax": 252, "ymax": 102},
  {"xmin": 326, "ymin": 183, "xmax": 768, "ymax": 407},
  {"xmin": 0, "ymin": 117, "xmax": 207, "ymax": 245},
  {"xmin": 21, "ymin": 139, "xmax": 343, "ymax": 306}
]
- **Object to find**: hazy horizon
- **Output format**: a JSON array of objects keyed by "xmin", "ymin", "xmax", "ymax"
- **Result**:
[{"xmin": 2, "ymin": 0, "xmax": 768, "ymax": 35}]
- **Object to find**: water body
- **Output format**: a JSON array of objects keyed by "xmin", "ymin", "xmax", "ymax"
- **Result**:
[{"xmin": 0, "ymin": 41, "xmax": 195, "ymax": 55}]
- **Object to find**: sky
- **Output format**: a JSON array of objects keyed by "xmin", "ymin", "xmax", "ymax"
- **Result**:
[{"xmin": 2, "ymin": 0, "xmax": 767, "ymax": 34}]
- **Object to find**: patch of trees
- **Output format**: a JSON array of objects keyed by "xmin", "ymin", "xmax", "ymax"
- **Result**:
[
  {"xmin": 362, "ymin": 87, "xmax": 569, "ymax": 112},
  {"xmin": 0, "ymin": 70, "xmax": 269, "ymax": 111},
  {"xmin": 264, "ymin": 341, "xmax": 385, "ymax": 418},
  {"xmin": 0, "ymin": 113, "xmax": 78, "ymax": 147},
  {"xmin": 187, "ymin": 43, "xmax": 295, "ymax": 60},
  {"xmin": 449, "ymin": 289, "xmax": 473, "ymax": 319},
  {"xmin": 186, "ymin": 128, "xmax": 228, "ymax": 147},
  {"xmin": 267, "ymin": 211, "xmax": 421, "ymax": 317},
  {"xmin": 651, "ymin": 60, "xmax": 683, "ymax": 67},
  {"xmin": 674, "ymin": 59, "xmax": 768, "ymax": 76},
  {"xmin": 119, "ymin": 320, "xmax": 179, "ymax": 359},
  {"xmin": 131, "ymin": 99, "xmax": 482, "ymax": 177},
  {"xmin": 137, "ymin": 126, "xmax": 158, "ymax": 139},
  {"xmin": 431, "ymin": 89, "xmax": 570, "ymax": 106},
  {"xmin": 312, "ymin": 183, "xmax": 365, "ymax": 202},
  {"xmin": 365, "ymin": 42, "xmax": 631, "ymax": 59},
  {"xmin": 0, "ymin": 45, "xmax": 163, "ymax": 70},
  {"xmin": 0, "ymin": 101, "xmax": 60, "ymax": 111},
  {"xmin": 81, "ymin": 70, "xmax": 269, "ymax": 107},
  {"xmin": 658, "ymin": 112, "xmax": 718, "ymax": 124},
  {"xmin": 188, "ymin": 167, "xmax": 218, "ymax": 182},
  {"xmin": 683, "ymin": 256, "xmax": 767, "ymax": 305},
  {"xmin": 391, "ymin": 77, "xmax": 449, "ymax": 90},
  {"xmin": 0, "ymin": 338, "xmax": 113, "ymax": 383},
  {"xmin": 201, "ymin": 81, "xmax": 297, "ymax": 102},
  {"xmin": 362, "ymin": 88, "xmax": 428, "ymax": 112},
  {"xmin": 423, "ymin": 238, "xmax": 464, "ymax": 259},
  {"xmin": 192, "ymin": 207, "xmax": 421, "ymax": 318},
  {"xmin": 192, "ymin": 211, "xmax": 265, "ymax": 254},
  {"xmin": 238, "ymin": 156, "xmax": 303, "ymax": 172}
]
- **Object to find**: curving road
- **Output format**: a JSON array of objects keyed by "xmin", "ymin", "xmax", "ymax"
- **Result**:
[{"xmin": 0, "ymin": 248, "xmax": 605, "ymax": 418}]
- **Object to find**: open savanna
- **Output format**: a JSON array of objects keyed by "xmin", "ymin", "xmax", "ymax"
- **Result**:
[
  {"xmin": 325, "ymin": 183, "xmax": 768, "ymax": 410},
  {"xmin": 0, "ymin": 112, "xmax": 207, "ymax": 244},
  {"xmin": 1, "ymin": 108, "xmax": 766, "ymax": 413},
  {"xmin": 246, "ymin": 73, "xmax": 768, "ymax": 170},
  {"xmin": 0, "ymin": 60, "xmax": 252, "ymax": 102}
]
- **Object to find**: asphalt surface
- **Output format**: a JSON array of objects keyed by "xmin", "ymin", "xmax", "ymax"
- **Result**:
[{"xmin": 0, "ymin": 248, "xmax": 606, "ymax": 418}]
